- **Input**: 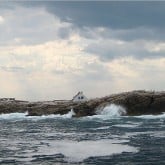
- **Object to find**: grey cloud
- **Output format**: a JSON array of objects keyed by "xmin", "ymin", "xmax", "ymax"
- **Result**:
[
  {"xmin": 79, "ymin": 27, "xmax": 165, "ymax": 42},
  {"xmin": 16, "ymin": 1, "xmax": 165, "ymax": 29},
  {"xmin": 1, "ymin": 1, "xmax": 165, "ymax": 61},
  {"xmin": 84, "ymin": 40, "xmax": 165, "ymax": 61},
  {"xmin": 57, "ymin": 27, "xmax": 72, "ymax": 39},
  {"xmin": 0, "ymin": 2, "xmax": 16, "ymax": 10},
  {"xmin": 42, "ymin": 2, "xmax": 165, "ymax": 29},
  {"xmin": 112, "ymin": 28, "xmax": 165, "ymax": 42},
  {"xmin": 0, "ymin": 3, "xmax": 74, "ymax": 46},
  {"xmin": 2, "ymin": 2, "xmax": 165, "ymax": 41},
  {"xmin": 17, "ymin": 1, "xmax": 165, "ymax": 42}
]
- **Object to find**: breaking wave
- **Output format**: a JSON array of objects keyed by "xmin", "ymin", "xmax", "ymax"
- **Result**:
[
  {"xmin": 99, "ymin": 104, "xmax": 126, "ymax": 116},
  {"xmin": 0, "ymin": 112, "xmax": 28, "ymax": 120},
  {"xmin": 86, "ymin": 104, "xmax": 126, "ymax": 120},
  {"xmin": 0, "ymin": 109, "xmax": 75, "ymax": 120}
]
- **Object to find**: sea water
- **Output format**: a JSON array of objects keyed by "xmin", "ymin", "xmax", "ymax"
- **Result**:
[{"xmin": 0, "ymin": 104, "xmax": 165, "ymax": 165}]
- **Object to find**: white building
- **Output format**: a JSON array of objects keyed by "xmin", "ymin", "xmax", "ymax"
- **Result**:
[{"xmin": 72, "ymin": 91, "xmax": 88, "ymax": 102}]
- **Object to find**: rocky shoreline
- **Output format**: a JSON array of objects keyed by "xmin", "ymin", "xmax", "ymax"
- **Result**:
[{"xmin": 0, "ymin": 90, "xmax": 165, "ymax": 117}]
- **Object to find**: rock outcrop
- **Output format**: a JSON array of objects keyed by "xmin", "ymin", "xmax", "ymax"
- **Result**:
[
  {"xmin": 0, "ymin": 90, "xmax": 165, "ymax": 117},
  {"xmin": 73, "ymin": 90, "xmax": 165, "ymax": 117}
]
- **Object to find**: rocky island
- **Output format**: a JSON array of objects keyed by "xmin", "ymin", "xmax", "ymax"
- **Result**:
[{"xmin": 0, "ymin": 90, "xmax": 165, "ymax": 117}]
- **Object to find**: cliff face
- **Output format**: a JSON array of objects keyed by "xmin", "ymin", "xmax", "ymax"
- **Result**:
[{"xmin": 0, "ymin": 91, "xmax": 165, "ymax": 117}]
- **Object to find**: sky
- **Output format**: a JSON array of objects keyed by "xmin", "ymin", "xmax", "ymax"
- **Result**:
[{"xmin": 0, "ymin": 1, "xmax": 165, "ymax": 101}]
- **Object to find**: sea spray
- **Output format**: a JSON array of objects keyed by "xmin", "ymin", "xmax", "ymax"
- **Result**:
[
  {"xmin": 61, "ymin": 109, "xmax": 75, "ymax": 118},
  {"xmin": 84, "ymin": 104, "xmax": 126, "ymax": 120},
  {"xmin": 98, "ymin": 104, "xmax": 126, "ymax": 117}
]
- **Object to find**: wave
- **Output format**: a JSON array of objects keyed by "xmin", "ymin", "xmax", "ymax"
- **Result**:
[
  {"xmin": 0, "ymin": 109, "xmax": 75, "ymax": 120},
  {"xmin": 99, "ymin": 104, "xmax": 126, "ymax": 116},
  {"xmin": 0, "ymin": 104, "xmax": 125, "ymax": 121},
  {"xmin": 85, "ymin": 104, "xmax": 165, "ymax": 120},
  {"xmin": 85, "ymin": 104, "xmax": 126, "ymax": 120},
  {"xmin": 1, "ymin": 106, "xmax": 164, "ymax": 121},
  {"xmin": 0, "ymin": 112, "xmax": 28, "ymax": 120},
  {"xmin": 134, "ymin": 113, "xmax": 165, "ymax": 119}
]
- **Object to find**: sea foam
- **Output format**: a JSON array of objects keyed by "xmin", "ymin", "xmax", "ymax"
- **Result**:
[
  {"xmin": 25, "ymin": 139, "xmax": 138, "ymax": 162},
  {"xmin": 99, "ymin": 104, "xmax": 126, "ymax": 116},
  {"xmin": 0, "ymin": 112, "xmax": 28, "ymax": 120},
  {"xmin": 86, "ymin": 104, "xmax": 126, "ymax": 120},
  {"xmin": 0, "ymin": 109, "xmax": 75, "ymax": 120}
]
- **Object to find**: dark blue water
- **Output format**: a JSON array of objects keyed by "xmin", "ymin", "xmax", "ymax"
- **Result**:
[{"xmin": 0, "ymin": 111, "xmax": 165, "ymax": 165}]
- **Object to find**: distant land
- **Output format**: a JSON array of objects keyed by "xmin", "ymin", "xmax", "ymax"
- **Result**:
[{"xmin": 0, "ymin": 90, "xmax": 165, "ymax": 117}]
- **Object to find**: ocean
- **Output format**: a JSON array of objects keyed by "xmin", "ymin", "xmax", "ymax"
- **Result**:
[{"xmin": 0, "ymin": 104, "xmax": 165, "ymax": 165}]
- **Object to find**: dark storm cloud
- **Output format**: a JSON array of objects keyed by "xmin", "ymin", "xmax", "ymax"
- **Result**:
[
  {"xmin": 41, "ymin": 1, "xmax": 165, "ymax": 29},
  {"xmin": 17, "ymin": 1, "xmax": 165, "ymax": 42},
  {"xmin": 77, "ymin": 26, "xmax": 165, "ymax": 42},
  {"xmin": 15, "ymin": 1, "xmax": 165, "ymax": 29}
]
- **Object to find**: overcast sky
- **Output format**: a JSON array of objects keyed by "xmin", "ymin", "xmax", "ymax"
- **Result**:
[{"xmin": 0, "ymin": 1, "xmax": 165, "ymax": 101}]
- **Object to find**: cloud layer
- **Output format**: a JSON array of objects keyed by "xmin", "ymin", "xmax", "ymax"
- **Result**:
[{"xmin": 0, "ymin": 2, "xmax": 164, "ymax": 100}]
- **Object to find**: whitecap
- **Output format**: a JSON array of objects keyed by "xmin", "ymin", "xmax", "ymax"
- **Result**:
[
  {"xmin": 92, "ymin": 126, "xmax": 110, "ymax": 130},
  {"xmin": 31, "ymin": 109, "xmax": 75, "ymax": 119},
  {"xmin": 134, "ymin": 113, "xmax": 165, "ymax": 119},
  {"xmin": 85, "ymin": 104, "xmax": 126, "ymax": 120},
  {"xmin": 0, "ymin": 112, "xmax": 28, "ymax": 120},
  {"xmin": 0, "ymin": 109, "xmax": 75, "ymax": 120},
  {"xmin": 113, "ymin": 123, "xmax": 139, "ymax": 128}
]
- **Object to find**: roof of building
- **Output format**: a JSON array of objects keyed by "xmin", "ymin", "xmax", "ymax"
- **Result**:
[{"xmin": 72, "ymin": 91, "xmax": 86, "ymax": 100}]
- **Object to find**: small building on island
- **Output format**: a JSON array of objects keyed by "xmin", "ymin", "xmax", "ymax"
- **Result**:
[{"xmin": 72, "ymin": 91, "xmax": 88, "ymax": 102}]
